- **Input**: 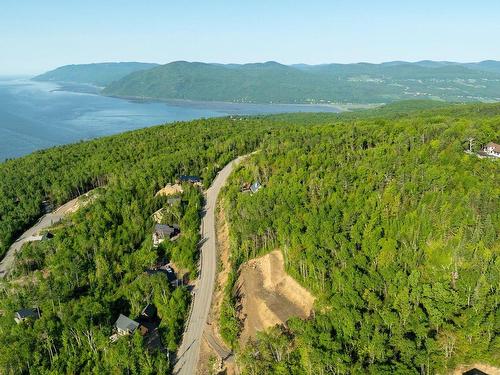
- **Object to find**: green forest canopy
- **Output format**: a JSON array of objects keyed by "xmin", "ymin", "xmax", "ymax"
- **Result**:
[
  {"xmin": 221, "ymin": 106, "xmax": 499, "ymax": 374},
  {"xmin": 0, "ymin": 101, "xmax": 498, "ymax": 374}
]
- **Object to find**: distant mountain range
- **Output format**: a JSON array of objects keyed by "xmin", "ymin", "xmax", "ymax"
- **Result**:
[
  {"xmin": 34, "ymin": 60, "xmax": 500, "ymax": 104},
  {"xmin": 33, "ymin": 62, "xmax": 159, "ymax": 87}
]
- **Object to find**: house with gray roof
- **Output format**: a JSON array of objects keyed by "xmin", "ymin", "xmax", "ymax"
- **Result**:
[
  {"xmin": 14, "ymin": 308, "xmax": 40, "ymax": 324},
  {"xmin": 250, "ymin": 181, "xmax": 262, "ymax": 193},
  {"xmin": 114, "ymin": 314, "xmax": 140, "ymax": 336},
  {"xmin": 152, "ymin": 223, "xmax": 180, "ymax": 247}
]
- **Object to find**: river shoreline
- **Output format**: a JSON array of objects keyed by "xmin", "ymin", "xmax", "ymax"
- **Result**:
[
  {"xmin": 0, "ymin": 79, "xmax": 350, "ymax": 162},
  {"xmin": 30, "ymin": 78, "xmax": 380, "ymax": 112}
]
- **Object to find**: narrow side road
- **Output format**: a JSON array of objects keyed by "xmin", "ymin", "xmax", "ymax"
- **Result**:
[
  {"xmin": 0, "ymin": 197, "xmax": 81, "ymax": 279},
  {"xmin": 174, "ymin": 155, "xmax": 247, "ymax": 375}
]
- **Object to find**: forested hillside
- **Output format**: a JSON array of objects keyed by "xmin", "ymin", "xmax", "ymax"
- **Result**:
[
  {"xmin": 102, "ymin": 60, "xmax": 500, "ymax": 104},
  {"xmin": 0, "ymin": 102, "xmax": 498, "ymax": 374},
  {"xmin": 220, "ymin": 105, "xmax": 499, "ymax": 373},
  {"xmin": 33, "ymin": 62, "xmax": 159, "ymax": 86},
  {"xmin": 0, "ymin": 117, "xmax": 277, "ymax": 373}
]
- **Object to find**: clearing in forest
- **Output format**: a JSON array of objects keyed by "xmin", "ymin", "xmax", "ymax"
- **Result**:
[
  {"xmin": 237, "ymin": 249, "xmax": 315, "ymax": 345},
  {"xmin": 154, "ymin": 183, "xmax": 183, "ymax": 197}
]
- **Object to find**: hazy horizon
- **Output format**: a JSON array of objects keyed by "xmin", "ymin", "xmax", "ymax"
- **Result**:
[{"xmin": 2, "ymin": 0, "xmax": 500, "ymax": 75}]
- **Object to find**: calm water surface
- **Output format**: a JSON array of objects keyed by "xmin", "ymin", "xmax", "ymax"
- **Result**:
[{"xmin": 0, "ymin": 77, "xmax": 340, "ymax": 161}]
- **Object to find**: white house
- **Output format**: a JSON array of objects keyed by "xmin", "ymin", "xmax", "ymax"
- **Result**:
[{"xmin": 483, "ymin": 142, "xmax": 500, "ymax": 158}]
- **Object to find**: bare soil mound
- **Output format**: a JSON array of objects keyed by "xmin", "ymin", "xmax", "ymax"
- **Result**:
[
  {"xmin": 155, "ymin": 183, "xmax": 183, "ymax": 197},
  {"xmin": 237, "ymin": 250, "xmax": 315, "ymax": 344}
]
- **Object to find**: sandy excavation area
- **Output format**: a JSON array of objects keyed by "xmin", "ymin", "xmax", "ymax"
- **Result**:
[
  {"xmin": 237, "ymin": 249, "xmax": 315, "ymax": 345},
  {"xmin": 155, "ymin": 183, "xmax": 183, "ymax": 197}
]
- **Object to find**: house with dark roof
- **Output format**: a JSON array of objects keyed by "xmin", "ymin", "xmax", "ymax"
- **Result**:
[
  {"xmin": 14, "ymin": 308, "xmax": 40, "ymax": 324},
  {"xmin": 483, "ymin": 142, "xmax": 500, "ymax": 158},
  {"xmin": 114, "ymin": 314, "xmax": 140, "ymax": 336},
  {"xmin": 152, "ymin": 223, "xmax": 180, "ymax": 247},
  {"xmin": 463, "ymin": 368, "xmax": 489, "ymax": 375},
  {"xmin": 178, "ymin": 175, "xmax": 202, "ymax": 184}
]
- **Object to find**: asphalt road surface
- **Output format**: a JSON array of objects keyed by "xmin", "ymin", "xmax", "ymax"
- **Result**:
[
  {"xmin": 0, "ymin": 197, "xmax": 80, "ymax": 279},
  {"xmin": 174, "ymin": 155, "xmax": 246, "ymax": 375}
]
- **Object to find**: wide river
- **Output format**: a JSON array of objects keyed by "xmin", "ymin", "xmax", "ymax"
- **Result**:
[{"xmin": 0, "ymin": 77, "xmax": 341, "ymax": 161}]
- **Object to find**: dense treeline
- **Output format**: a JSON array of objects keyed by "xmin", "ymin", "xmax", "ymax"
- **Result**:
[
  {"xmin": 0, "ymin": 117, "xmax": 282, "ymax": 373},
  {"xmin": 0, "ymin": 117, "xmax": 274, "ymax": 258},
  {"xmin": 221, "ymin": 105, "xmax": 499, "ymax": 373}
]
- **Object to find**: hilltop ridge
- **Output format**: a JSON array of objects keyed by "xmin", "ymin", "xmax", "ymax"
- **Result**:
[{"xmin": 34, "ymin": 60, "xmax": 500, "ymax": 104}]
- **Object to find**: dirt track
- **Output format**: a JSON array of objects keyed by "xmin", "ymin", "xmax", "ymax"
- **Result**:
[{"xmin": 0, "ymin": 196, "xmax": 81, "ymax": 279}]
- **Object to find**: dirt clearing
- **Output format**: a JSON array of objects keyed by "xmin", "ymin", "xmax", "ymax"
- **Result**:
[
  {"xmin": 237, "ymin": 249, "xmax": 315, "ymax": 345},
  {"xmin": 155, "ymin": 183, "xmax": 183, "ymax": 197}
]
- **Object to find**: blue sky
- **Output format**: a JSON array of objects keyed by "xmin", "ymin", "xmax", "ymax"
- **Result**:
[{"xmin": 2, "ymin": 0, "xmax": 500, "ymax": 74}]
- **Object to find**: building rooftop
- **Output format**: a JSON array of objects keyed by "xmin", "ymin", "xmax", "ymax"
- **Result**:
[
  {"xmin": 15, "ymin": 308, "xmax": 40, "ymax": 320},
  {"xmin": 250, "ymin": 181, "xmax": 262, "ymax": 193},
  {"xmin": 115, "ymin": 314, "xmax": 140, "ymax": 333},
  {"xmin": 154, "ymin": 223, "xmax": 179, "ymax": 237},
  {"xmin": 484, "ymin": 142, "xmax": 500, "ymax": 153},
  {"xmin": 179, "ymin": 175, "xmax": 201, "ymax": 183},
  {"xmin": 463, "ymin": 369, "xmax": 489, "ymax": 375}
]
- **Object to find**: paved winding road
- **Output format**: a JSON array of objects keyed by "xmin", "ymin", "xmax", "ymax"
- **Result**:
[
  {"xmin": 0, "ymin": 197, "xmax": 81, "ymax": 279},
  {"xmin": 174, "ymin": 156, "xmax": 246, "ymax": 375}
]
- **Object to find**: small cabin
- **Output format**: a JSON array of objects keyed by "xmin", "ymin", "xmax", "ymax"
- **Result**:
[
  {"xmin": 14, "ymin": 308, "xmax": 40, "ymax": 324},
  {"xmin": 250, "ymin": 181, "xmax": 262, "ymax": 193},
  {"xmin": 483, "ymin": 142, "xmax": 500, "ymax": 158},
  {"xmin": 152, "ymin": 224, "xmax": 180, "ymax": 247},
  {"xmin": 114, "ymin": 314, "xmax": 140, "ymax": 336}
]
